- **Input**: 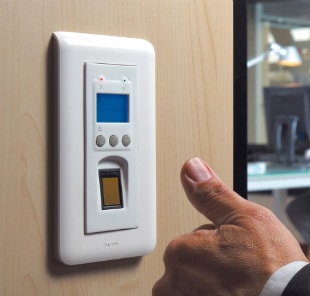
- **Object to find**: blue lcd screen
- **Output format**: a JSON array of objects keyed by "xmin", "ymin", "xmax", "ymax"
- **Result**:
[{"xmin": 96, "ymin": 93, "xmax": 129, "ymax": 123}]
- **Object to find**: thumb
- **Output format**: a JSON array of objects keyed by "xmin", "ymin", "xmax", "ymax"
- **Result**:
[{"xmin": 180, "ymin": 158, "xmax": 248, "ymax": 226}]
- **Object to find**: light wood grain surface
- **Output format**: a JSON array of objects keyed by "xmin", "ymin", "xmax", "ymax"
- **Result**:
[{"xmin": 0, "ymin": 1, "xmax": 233, "ymax": 295}]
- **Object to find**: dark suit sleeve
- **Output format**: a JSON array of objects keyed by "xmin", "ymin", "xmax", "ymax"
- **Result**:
[{"xmin": 282, "ymin": 264, "xmax": 310, "ymax": 296}]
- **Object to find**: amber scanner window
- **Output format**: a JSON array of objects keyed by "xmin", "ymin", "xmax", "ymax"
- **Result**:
[{"xmin": 99, "ymin": 169, "xmax": 123, "ymax": 210}]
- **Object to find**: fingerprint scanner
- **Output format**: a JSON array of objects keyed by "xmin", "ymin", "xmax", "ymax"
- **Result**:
[{"xmin": 99, "ymin": 169, "xmax": 123, "ymax": 209}]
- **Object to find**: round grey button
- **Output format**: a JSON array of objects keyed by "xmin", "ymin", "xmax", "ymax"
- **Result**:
[
  {"xmin": 109, "ymin": 135, "xmax": 118, "ymax": 147},
  {"xmin": 122, "ymin": 135, "xmax": 131, "ymax": 147},
  {"xmin": 96, "ymin": 135, "xmax": 105, "ymax": 147}
]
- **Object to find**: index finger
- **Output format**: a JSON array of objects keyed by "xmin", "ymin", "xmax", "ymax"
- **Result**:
[{"xmin": 180, "ymin": 158, "xmax": 248, "ymax": 226}]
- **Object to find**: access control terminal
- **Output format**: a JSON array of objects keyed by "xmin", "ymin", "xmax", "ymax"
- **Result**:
[
  {"xmin": 85, "ymin": 63, "xmax": 139, "ymax": 233},
  {"xmin": 54, "ymin": 32, "xmax": 156, "ymax": 265}
]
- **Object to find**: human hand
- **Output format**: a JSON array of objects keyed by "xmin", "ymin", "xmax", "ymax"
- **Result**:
[{"xmin": 153, "ymin": 158, "xmax": 308, "ymax": 296}]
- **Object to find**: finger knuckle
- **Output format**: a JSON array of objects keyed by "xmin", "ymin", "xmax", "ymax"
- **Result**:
[
  {"xmin": 163, "ymin": 238, "xmax": 185, "ymax": 264},
  {"xmin": 196, "ymin": 178, "xmax": 230, "ymax": 200}
]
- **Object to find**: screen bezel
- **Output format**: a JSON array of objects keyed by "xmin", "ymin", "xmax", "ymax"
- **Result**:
[{"xmin": 233, "ymin": 0, "xmax": 247, "ymax": 198}]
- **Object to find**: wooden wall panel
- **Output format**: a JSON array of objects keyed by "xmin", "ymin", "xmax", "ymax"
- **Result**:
[{"xmin": 0, "ymin": 0, "xmax": 233, "ymax": 295}]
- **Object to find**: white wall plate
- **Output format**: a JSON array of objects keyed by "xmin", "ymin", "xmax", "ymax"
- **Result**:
[{"xmin": 53, "ymin": 32, "xmax": 156, "ymax": 265}]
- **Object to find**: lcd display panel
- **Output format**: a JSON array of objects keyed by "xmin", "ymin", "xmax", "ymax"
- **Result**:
[{"xmin": 96, "ymin": 93, "xmax": 129, "ymax": 123}]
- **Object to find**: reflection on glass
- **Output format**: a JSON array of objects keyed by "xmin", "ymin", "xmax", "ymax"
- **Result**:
[{"xmin": 247, "ymin": 0, "xmax": 310, "ymax": 251}]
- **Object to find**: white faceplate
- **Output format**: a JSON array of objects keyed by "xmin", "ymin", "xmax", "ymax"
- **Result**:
[{"xmin": 54, "ymin": 32, "xmax": 156, "ymax": 265}]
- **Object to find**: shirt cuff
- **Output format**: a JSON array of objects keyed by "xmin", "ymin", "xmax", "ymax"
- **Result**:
[{"xmin": 259, "ymin": 261, "xmax": 309, "ymax": 296}]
